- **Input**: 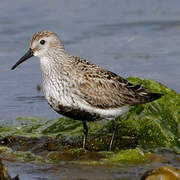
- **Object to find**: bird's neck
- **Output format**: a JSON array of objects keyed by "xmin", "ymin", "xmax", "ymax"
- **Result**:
[
  {"xmin": 39, "ymin": 50, "xmax": 73, "ymax": 104},
  {"xmin": 39, "ymin": 49, "xmax": 69, "ymax": 76}
]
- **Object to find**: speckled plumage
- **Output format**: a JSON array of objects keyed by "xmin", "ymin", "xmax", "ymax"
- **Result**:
[
  {"xmin": 39, "ymin": 52, "xmax": 161, "ymax": 121},
  {"xmin": 12, "ymin": 31, "xmax": 163, "ymax": 150}
]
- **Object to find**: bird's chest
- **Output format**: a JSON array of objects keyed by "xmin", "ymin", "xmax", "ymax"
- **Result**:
[
  {"xmin": 42, "ymin": 78, "xmax": 101, "ymax": 121},
  {"xmin": 42, "ymin": 75, "xmax": 76, "ymax": 109}
]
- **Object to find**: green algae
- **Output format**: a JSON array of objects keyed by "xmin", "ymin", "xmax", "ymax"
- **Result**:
[
  {"xmin": 0, "ymin": 117, "xmax": 55, "ymax": 138},
  {"xmin": 0, "ymin": 145, "xmax": 146, "ymax": 166},
  {"xmin": 106, "ymin": 148, "xmax": 145, "ymax": 163},
  {"xmin": 0, "ymin": 146, "xmax": 48, "ymax": 164},
  {"xmin": 45, "ymin": 147, "xmax": 147, "ymax": 166},
  {"xmin": 124, "ymin": 77, "xmax": 180, "ymax": 152}
]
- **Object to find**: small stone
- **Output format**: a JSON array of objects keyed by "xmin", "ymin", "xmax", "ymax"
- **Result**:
[{"xmin": 141, "ymin": 166, "xmax": 180, "ymax": 180}]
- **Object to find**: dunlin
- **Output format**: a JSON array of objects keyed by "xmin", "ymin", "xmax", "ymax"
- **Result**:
[{"xmin": 11, "ymin": 31, "xmax": 163, "ymax": 150}]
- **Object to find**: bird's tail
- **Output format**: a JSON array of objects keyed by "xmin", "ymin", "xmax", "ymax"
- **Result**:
[{"xmin": 137, "ymin": 92, "xmax": 164, "ymax": 104}]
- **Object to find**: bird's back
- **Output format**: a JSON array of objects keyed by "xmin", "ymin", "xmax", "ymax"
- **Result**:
[{"xmin": 68, "ymin": 56, "xmax": 163, "ymax": 108}]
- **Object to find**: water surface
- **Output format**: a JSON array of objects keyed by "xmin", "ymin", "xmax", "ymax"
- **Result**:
[{"xmin": 0, "ymin": 0, "xmax": 180, "ymax": 121}]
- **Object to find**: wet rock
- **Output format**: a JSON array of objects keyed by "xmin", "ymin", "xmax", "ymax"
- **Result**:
[
  {"xmin": 47, "ymin": 149, "xmax": 105, "ymax": 162},
  {"xmin": 0, "ymin": 137, "xmax": 17, "ymax": 147},
  {"xmin": 146, "ymin": 153, "xmax": 167, "ymax": 164},
  {"xmin": 0, "ymin": 158, "xmax": 20, "ymax": 180},
  {"xmin": 141, "ymin": 166, "xmax": 180, "ymax": 180},
  {"xmin": 0, "ymin": 136, "xmax": 62, "ymax": 155}
]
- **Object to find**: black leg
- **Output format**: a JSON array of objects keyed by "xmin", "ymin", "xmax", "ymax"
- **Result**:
[
  {"xmin": 109, "ymin": 120, "xmax": 118, "ymax": 151},
  {"xmin": 82, "ymin": 121, "xmax": 88, "ymax": 150}
]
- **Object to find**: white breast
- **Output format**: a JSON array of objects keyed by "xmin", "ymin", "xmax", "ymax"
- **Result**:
[{"xmin": 40, "ymin": 57, "xmax": 76, "ymax": 107}]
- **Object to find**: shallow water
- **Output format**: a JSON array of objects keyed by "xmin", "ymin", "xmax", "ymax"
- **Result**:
[
  {"xmin": 0, "ymin": 0, "xmax": 180, "ymax": 121},
  {"xmin": 3, "ymin": 161, "xmax": 152, "ymax": 180},
  {"xmin": 3, "ymin": 152, "xmax": 180, "ymax": 180}
]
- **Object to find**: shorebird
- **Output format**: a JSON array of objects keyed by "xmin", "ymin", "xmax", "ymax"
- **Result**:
[{"xmin": 11, "ymin": 31, "xmax": 163, "ymax": 150}]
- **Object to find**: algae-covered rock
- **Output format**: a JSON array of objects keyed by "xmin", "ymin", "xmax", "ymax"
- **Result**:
[
  {"xmin": 42, "ymin": 77, "xmax": 179, "ymax": 152},
  {"xmin": 107, "ymin": 148, "xmax": 145, "ymax": 163},
  {"xmin": 0, "ymin": 77, "xmax": 179, "ymax": 153},
  {"xmin": 141, "ymin": 166, "xmax": 180, "ymax": 180},
  {"xmin": 121, "ymin": 77, "xmax": 180, "ymax": 152}
]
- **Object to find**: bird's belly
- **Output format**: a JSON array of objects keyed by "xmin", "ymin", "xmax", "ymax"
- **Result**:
[
  {"xmin": 77, "ymin": 102, "xmax": 130, "ymax": 120},
  {"xmin": 43, "ymin": 83, "xmax": 129, "ymax": 121},
  {"xmin": 56, "ymin": 104, "xmax": 102, "ymax": 121},
  {"xmin": 46, "ymin": 95, "xmax": 101, "ymax": 121},
  {"xmin": 47, "ymin": 95, "xmax": 130, "ymax": 121}
]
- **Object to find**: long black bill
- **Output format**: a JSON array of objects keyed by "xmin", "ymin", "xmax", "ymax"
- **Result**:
[{"xmin": 11, "ymin": 48, "xmax": 34, "ymax": 70}]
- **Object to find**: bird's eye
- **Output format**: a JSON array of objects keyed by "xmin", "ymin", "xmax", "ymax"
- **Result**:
[{"xmin": 40, "ymin": 40, "xmax": 45, "ymax": 45}]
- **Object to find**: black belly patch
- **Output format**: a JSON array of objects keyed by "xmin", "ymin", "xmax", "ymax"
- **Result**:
[
  {"xmin": 48, "ymin": 96, "xmax": 101, "ymax": 121},
  {"xmin": 48, "ymin": 102, "xmax": 101, "ymax": 121},
  {"xmin": 57, "ymin": 104, "xmax": 101, "ymax": 121}
]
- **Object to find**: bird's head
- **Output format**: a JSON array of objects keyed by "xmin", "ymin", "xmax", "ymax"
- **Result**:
[{"xmin": 11, "ymin": 30, "xmax": 64, "ymax": 70}]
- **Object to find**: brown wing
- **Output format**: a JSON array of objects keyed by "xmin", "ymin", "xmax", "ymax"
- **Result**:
[{"xmin": 72, "ymin": 57, "xmax": 147, "ymax": 109}]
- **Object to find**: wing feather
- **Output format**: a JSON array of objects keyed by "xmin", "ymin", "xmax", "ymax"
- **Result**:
[{"xmin": 71, "ymin": 56, "xmax": 146, "ymax": 109}]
